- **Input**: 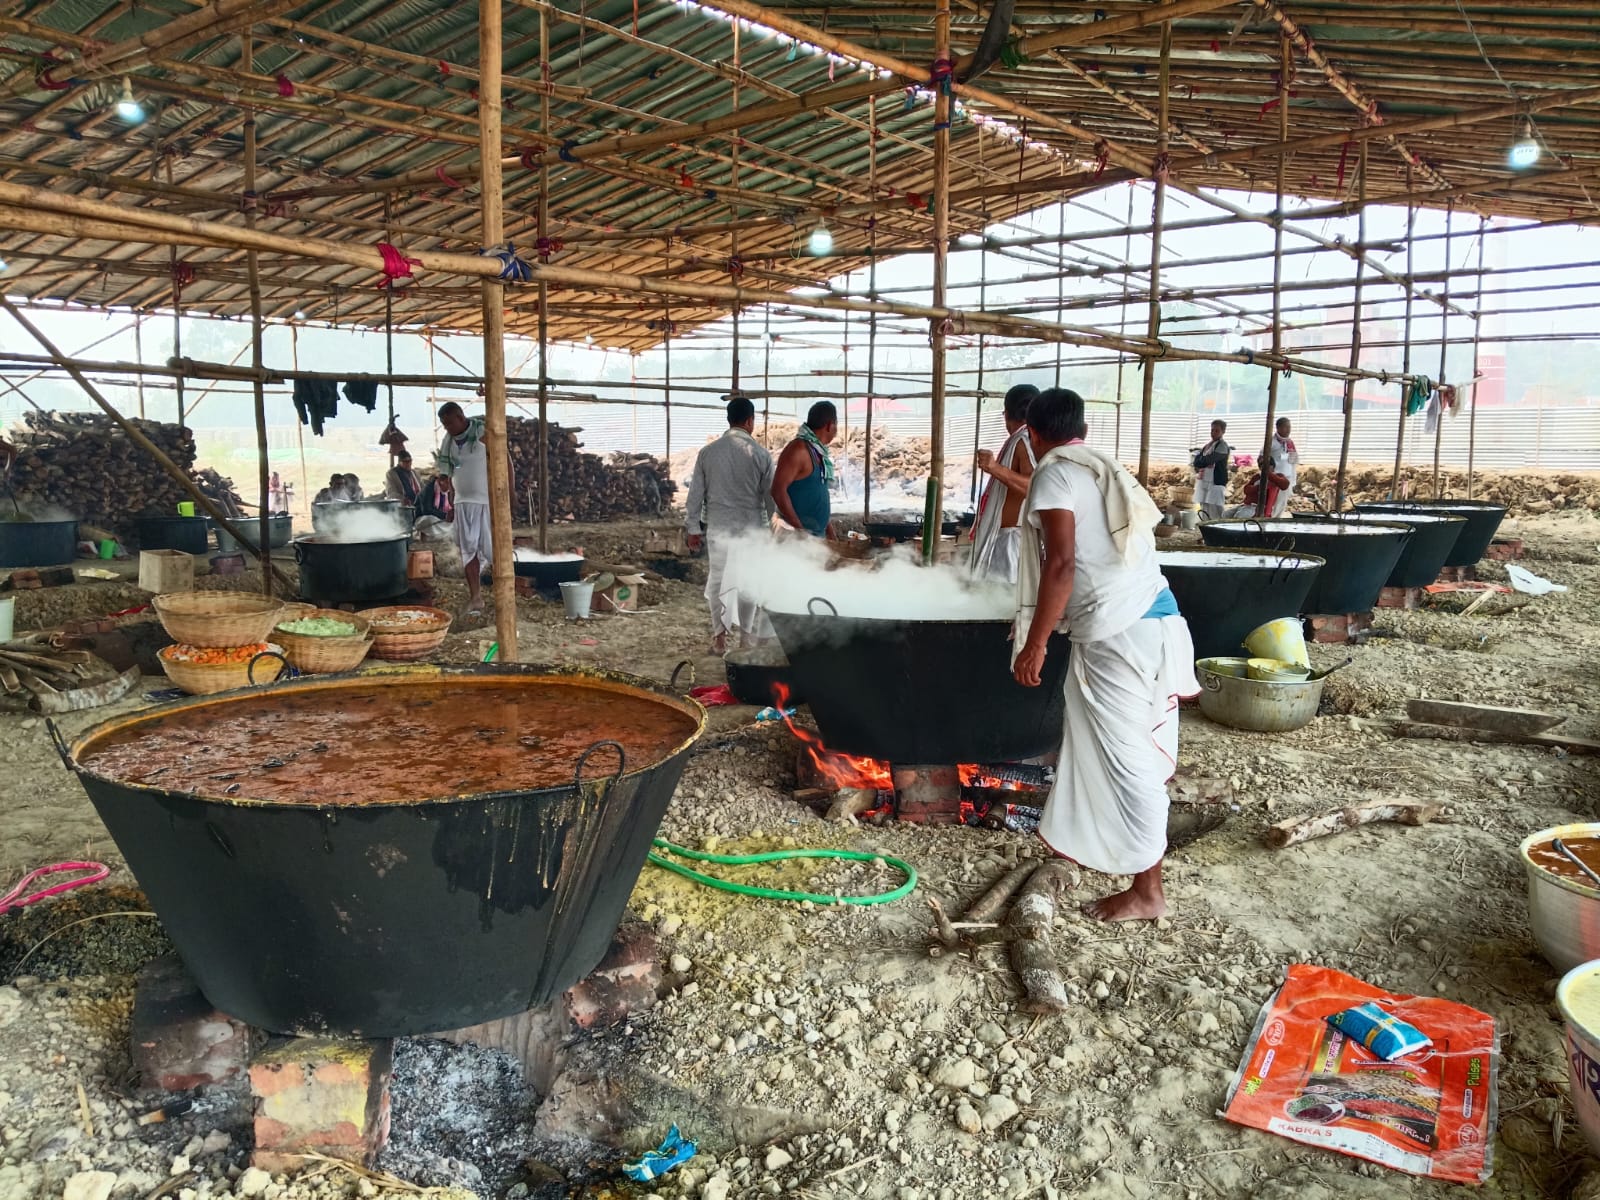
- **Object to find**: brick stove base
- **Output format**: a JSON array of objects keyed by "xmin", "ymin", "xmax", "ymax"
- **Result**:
[
  {"xmin": 1485, "ymin": 538, "xmax": 1524, "ymax": 561},
  {"xmin": 1305, "ymin": 611, "xmax": 1374, "ymax": 644},
  {"xmin": 1376, "ymin": 586, "xmax": 1422, "ymax": 610},
  {"xmin": 891, "ymin": 763, "xmax": 962, "ymax": 825},
  {"xmin": 1434, "ymin": 564, "xmax": 1477, "ymax": 584}
]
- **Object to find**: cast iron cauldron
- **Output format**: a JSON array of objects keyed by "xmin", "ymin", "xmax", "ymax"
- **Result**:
[
  {"xmin": 294, "ymin": 533, "xmax": 409, "ymax": 607},
  {"xmin": 508, "ymin": 554, "xmax": 584, "ymax": 591},
  {"xmin": 135, "ymin": 516, "xmax": 212, "ymax": 555},
  {"xmin": 769, "ymin": 599, "xmax": 1070, "ymax": 763},
  {"xmin": 723, "ymin": 646, "xmax": 802, "ymax": 708},
  {"xmin": 0, "ymin": 519, "xmax": 78, "ymax": 567},
  {"xmin": 1301, "ymin": 511, "xmax": 1465, "ymax": 588},
  {"xmin": 1354, "ymin": 500, "xmax": 1507, "ymax": 567},
  {"xmin": 1156, "ymin": 548, "xmax": 1325, "ymax": 661},
  {"xmin": 311, "ymin": 498, "xmax": 408, "ymax": 536},
  {"xmin": 1199, "ymin": 518, "xmax": 1412, "ymax": 615},
  {"xmin": 863, "ymin": 512, "xmax": 961, "ymax": 542},
  {"xmin": 215, "ymin": 515, "xmax": 294, "ymax": 555},
  {"xmin": 52, "ymin": 664, "xmax": 706, "ymax": 1036}
]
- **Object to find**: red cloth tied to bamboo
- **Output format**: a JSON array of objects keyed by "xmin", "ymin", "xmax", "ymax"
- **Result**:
[{"xmin": 376, "ymin": 243, "xmax": 420, "ymax": 289}]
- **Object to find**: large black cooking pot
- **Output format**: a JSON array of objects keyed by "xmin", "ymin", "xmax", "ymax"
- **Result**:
[
  {"xmin": 0, "ymin": 519, "xmax": 79, "ymax": 567},
  {"xmin": 863, "ymin": 512, "xmax": 961, "ymax": 542},
  {"xmin": 136, "ymin": 516, "xmax": 212, "ymax": 555},
  {"xmin": 294, "ymin": 533, "xmax": 410, "ymax": 607},
  {"xmin": 1308, "ymin": 511, "xmax": 1465, "ymax": 588},
  {"xmin": 311, "ymin": 498, "xmax": 408, "ymax": 537},
  {"xmin": 53, "ymin": 664, "xmax": 706, "ymax": 1036},
  {"xmin": 769, "ymin": 601, "xmax": 1070, "ymax": 762},
  {"xmin": 215, "ymin": 515, "xmax": 294, "ymax": 555},
  {"xmin": 1156, "ymin": 548, "xmax": 1325, "ymax": 660},
  {"xmin": 724, "ymin": 646, "xmax": 801, "ymax": 708},
  {"xmin": 1354, "ymin": 500, "xmax": 1506, "ymax": 567},
  {"xmin": 1199, "ymin": 518, "xmax": 1412, "ymax": 615},
  {"xmin": 508, "ymin": 554, "xmax": 584, "ymax": 590}
]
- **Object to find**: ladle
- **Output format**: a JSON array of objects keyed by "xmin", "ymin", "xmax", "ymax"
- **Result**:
[{"xmin": 1553, "ymin": 838, "xmax": 1600, "ymax": 890}]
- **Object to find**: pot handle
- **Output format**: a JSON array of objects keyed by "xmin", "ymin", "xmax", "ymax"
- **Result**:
[
  {"xmin": 1272, "ymin": 535, "xmax": 1297, "ymax": 554},
  {"xmin": 293, "ymin": 540, "xmax": 306, "ymax": 564},
  {"xmin": 45, "ymin": 717, "xmax": 76, "ymax": 772},
  {"xmin": 807, "ymin": 596, "xmax": 839, "ymax": 616},
  {"xmin": 668, "ymin": 659, "xmax": 695, "ymax": 692},
  {"xmin": 1200, "ymin": 671, "xmax": 1224, "ymax": 693},
  {"xmin": 575, "ymin": 739, "xmax": 626, "ymax": 790},
  {"xmin": 247, "ymin": 650, "xmax": 292, "ymax": 686}
]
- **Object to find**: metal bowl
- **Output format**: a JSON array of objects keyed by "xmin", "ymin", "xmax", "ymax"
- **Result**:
[
  {"xmin": 1521, "ymin": 822, "xmax": 1600, "ymax": 973},
  {"xmin": 1195, "ymin": 660, "xmax": 1324, "ymax": 733}
]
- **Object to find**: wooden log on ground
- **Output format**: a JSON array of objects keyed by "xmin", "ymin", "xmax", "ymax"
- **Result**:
[
  {"xmin": 1261, "ymin": 799, "xmax": 1447, "ymax": 850},
  {"xmin": 1007, "ymin": 860, "xmax": 1078, "ymax": 1014},
  {"xmin": 1403, "ymin": 699, "xmax": 1565, "ymax": 736},
  {"xmin": 961, "ymin": 862, "xmax": 1040, "ymax": 925},
  {"xmin": 1393, "ymin": 720, "xmax": 1600, "ymax": 755}
]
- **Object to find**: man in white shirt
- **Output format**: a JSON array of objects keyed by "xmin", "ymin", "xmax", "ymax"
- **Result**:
[
  {"xmin": 684, "ymin": 395, "xmax": 776, "ymax": 654},
  {"xmin": 434, "ymin": 401, "xmax": 495, "ymax": 617},
  {"xmin": 968, "ymin": 384, "xmax": 1038, "ymax": 583},
  {"xmin": 1012, "ymin": 387, "xmax": 1199, "ymax": 924},
  {"xmin": 1270, "ymin": 417, "xmax": 1299, "ymax": 516}
]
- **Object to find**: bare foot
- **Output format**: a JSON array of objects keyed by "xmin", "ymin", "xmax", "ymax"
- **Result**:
[
  {"xmin": 710, "ymin": 632, "xmax": 728, "ymax": 656},
  {"xmin": 1082, "ymin": 888, "xmax": 1168, "ymax": 923}
]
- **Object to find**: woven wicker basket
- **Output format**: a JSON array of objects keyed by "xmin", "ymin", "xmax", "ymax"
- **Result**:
[
  {"xmin": 158, "ymin": 644, "xmax": 287, "ymax": 695},
  {"xmin": 274, "ymin": 610, "xmax": 373, "ymax": 674},
  {"xmin": 153, "ymin": 591, "xmax": 285, "ymax": 648},
  {"xmin": 277, "ymin": 601, "xmax": 318, "ymax": 625},
  {"xmin": 358, "ymin": 605, "xmax": 453, "ymax": 662}
]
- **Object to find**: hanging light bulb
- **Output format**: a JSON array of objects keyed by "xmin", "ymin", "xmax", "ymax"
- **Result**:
[
  {"xmin": 114, "ymin": 76, "xmax": 145, "ymax": 124},
  {"xmin": 584, "ymin": 333, "xmax": 595, "ymax": 345},
  {"xmin": 807, "ymin": 221, "xmax": 833, "ymax": 257},
  {"xmin": 293, "ymin": 309, "xmax": 307, "ymax": 320},
  {"xmin": 1509, "ymin": 120, "xmax": 1539, "ymax": 169},
  {"xmin": 0, "ymin": 255, "xmax": 9, "ymax": 273}
]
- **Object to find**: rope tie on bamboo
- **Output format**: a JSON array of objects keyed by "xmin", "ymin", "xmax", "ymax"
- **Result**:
[
  {"xmin": 725, "ymin": 257, "xmax": 744, "ymax": 278},
  {"xmin": 239, "ymin": 191, "xmax": 259, "ymax": 213},
  {"xmin": 1092, "ymin": 143, "xmax": 1111, "ymax": 182},
  {"xmin": 534, "ymin": 236, "xmax": 563, "ymax": 261},
  {"xmin": 1152, "ymin": 153, "xmax": 1171, "ymax": 183},
  {"xmin": 998, "ymin": 39, "xmax": 1027, "ymax": 69},
  {"xmin": 929, "ymin": 57, "xmax": 954, "ymax": 96},
  {"xmin": 170, "ymin": 261, "xmax": 196, "ymax": 295},
  {"xmin": 557, "ymin": 141, "xmax": 579, "ymax": 163},
  {"xmin": 434, "ymin": 166, "xmax": 465, "ymax": 190},
  {"xmin": 32, "ymin": 53, "xmax": 76, "ymax": 91},
  {"xmin": 1335, "ymin": 141, "xmax": 1352, "ymax": 192},
  {"xmin": 275, "ymin": 74, "xmax": 295, "ymax": 97},
  {"xmin": 1243, "ymin": 350, "xmax": 1254, "ymax": 366},
  {"xmin": 519, "ymin": 148, "xmax": 541, "ymax": 171},
  {"xmin": 376, "ymin": 243, "xmax": 420, "ymax": 290},
  {"xmin": 482, "ymin": 244, "xmax": 534, "ymax": 283}
]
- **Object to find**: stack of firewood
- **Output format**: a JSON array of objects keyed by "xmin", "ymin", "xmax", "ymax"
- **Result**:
[
  {"xmin": 503, "ymin": 417, "xmax": 675, "ymax": 522},
  {"xmin": 3, "ymin": 411, "xmax": 213, "ymax": 532}
]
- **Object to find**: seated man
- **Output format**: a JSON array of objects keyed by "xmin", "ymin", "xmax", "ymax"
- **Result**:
[{"xmin": 1225, "ymin": 456, "xmax": 1291, "ymax": 519}]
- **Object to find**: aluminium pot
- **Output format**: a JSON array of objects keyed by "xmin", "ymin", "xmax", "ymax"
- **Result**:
[
  {"xmin": 1156, "ymin": 548, "xmax": 1325, "ymax": 661},
  {"xmin": 293, "ymin": 533, "xmax": 410, "ymax": 607},
  {"xmin": 135, "ymin": 515, "xmax": 212, "ymax": 555},
  {"xmin": 1199, "ymin": 518, "xmax": 1412, "ymax": 615},
  {"xmin": 52, "ymin": 663, "xmax": 706, "ymax": 1036},
  {"xmin": 1311, "ymin": 511, "xmax": 1465, "ymax": 588},
  {"xmin": 215, "ymin": 515, "xmax": 294, "ymax": 555},
  {"xmin": 769, "ymin": 602, "xmax": 1070, "ymax": 763},
  {"xmin": 311, "ymin": 498, "xmax": 408, "ymax": 537},
  {"xmin": 1196, "ymin": 659, "xmax": 1324, "ymax": 733},
  {"xmin": 1354, "ymin": 500, "xmax": 1507, "ymax": 567},
  {"xmin": 1520, "ymin": 822, "xmax": 1600, "ymax": 974},
  {"xmin": 0, "ymin": 518, "xmax": 79, "ymax": 567}
]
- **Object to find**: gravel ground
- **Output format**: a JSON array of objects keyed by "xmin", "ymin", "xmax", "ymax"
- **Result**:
[{"xmin": 1, "ymin": 511, "xmax": 1598, "ymax": 1200}]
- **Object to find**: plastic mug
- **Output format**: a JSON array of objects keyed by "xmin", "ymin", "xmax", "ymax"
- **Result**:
[
  {"xmin": 98, "ymin": 539, "xmax": 116, "ymax": 560},
  {"xmin": 177, "ymin": 501, "xmax": 196, "ymax": 517}
]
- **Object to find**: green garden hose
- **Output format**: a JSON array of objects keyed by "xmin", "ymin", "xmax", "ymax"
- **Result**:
[{"xmin": 647, "ymin": 838, "xmax": 917, "ymax": 906}]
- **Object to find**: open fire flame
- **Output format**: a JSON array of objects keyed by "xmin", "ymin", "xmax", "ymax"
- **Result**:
[
  {"xmin": 771, "ymin": 685, "xmax": 1031, "ymax": 794},
  {"xmin": 772, "ymin": 683, "xmax": 892, "ymax": 790}
]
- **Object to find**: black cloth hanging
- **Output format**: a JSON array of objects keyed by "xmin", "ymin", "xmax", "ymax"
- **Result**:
[
  {"xmin": 342, "ymin": 380, "xmax": 380, "ymax": 412},
  {"xmin": 292, "ymin": 379, "xmax": 340, "ymax": 436}
]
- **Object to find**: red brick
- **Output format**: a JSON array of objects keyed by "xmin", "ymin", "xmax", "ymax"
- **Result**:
[
  {"xmin": 1433, "ymin": 564, "xmax": 1477, "ymax": 584},
  {"xmin": 1375, "ymin": 586, "xmax": 1421, "ymax": 610},
  {"xmin": 1485, "ymin": 539, "xmax": 1524, "ymax": 561},
  {"xmin": 1306, "ymin": 612, "xmax": 1373, "ymax": 645},
  {"xmin": 249, "ymin": 1037, "xmax": 393, "ymax": 1172},
  {"xmin": 130, "ymin": 954, "xmax": 250, "ymax": 1093}
]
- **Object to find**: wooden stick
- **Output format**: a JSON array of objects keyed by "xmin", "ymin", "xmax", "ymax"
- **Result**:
[
  {"xmin": 1135, "ymin": 21, "xmax": 1172, "ymax": 488},
  {"xmin": 1007, "ymin": 860, "xmax": 1077, "ymax": 1014},
  {"xmin": 1392, "ymin": 721, "xmax": 1600, "ymax": 755},
  {"xmin": 1261, "ymin": 800, "xmax": 1446, "ymax": 850},
  {"xmin": 928, "ymin": 897, "xmax": 960, "ymax": 950},
  {"xmin": 961, "ymin": 862, "xmax": 1040, "ymax": 925},
  {"xmin": 1334, "ymin": 141, "xmax": 1367, "ymax": 511},
  {"xmin": 1431, "ymin": 203, "xmax": 1454, "ymax": 500},
  {"xmin": 479, "ymin": 0, "xmax": 518, "ymax": 663},
  {"xmin": 0, "ymin": 298, "xmax": 294, "ymax": 590},
  {"xmin": 242, "ymin": 30, "xmax": 273, "ymax": 598},
  {"xmin": 1465, "ymin": 218, "xmax": 1487, "ymax": 500},
  {"xmin": 924, "ymin": 0, "xmax": 951, "ymax": 565},
  {"xmin": 537, "ymin": 7, "xmax": 551, "ymax": 556},
  {"xmin": 1390, "ymin": 165, "xmax": 1417, "ymax": 498}
]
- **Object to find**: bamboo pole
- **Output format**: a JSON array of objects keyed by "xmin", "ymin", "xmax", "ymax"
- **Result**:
[
  {"xmin": 0, "ymin": 296, "xmax": 295, "ymax": 588},
  {"xmin": 1390, "ymin": 166, "xmax": 1416, "ymax": 497},
  {"xmin": 479, "ymin": 0, "xmax": 518, "ymax": 661},
  {"xmin": 923, "ymin": 0, "xmax": 952, "ymax": 565},
  {"xmin": 1136, "ymin": 22, "xmax": 1173, "ymax": 488},
  {"xmin": 1334, "ymin": 143, "xmax": 1368, "ymax": 512},
  {"xmin": 1466, "ymin": 217, "xmax": 1487, "ymax": 500},
  {"xmin": 1431, "ymin": 204, "xmax": 1455, "ymax": 499},
  {"xmin": 1256, "ymin": 36, "xmax": 1290, "ymax": 514},
  {"xmin": 242, "ymin": 31, "xmax": 273, "ymax": 595},
  {"xmin": 537, "ymin": 8, "xmax": 551, "ymax": 555},
  {"xmin": 864, "ymin": 98, "xmax": 879, "ymax": 519}
]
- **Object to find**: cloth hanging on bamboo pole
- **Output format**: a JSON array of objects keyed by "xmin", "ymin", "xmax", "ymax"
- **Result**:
[
  {"xmin": 292, "ymin": 378, "xmax": 340, "ymax": 436},
  {"xmin": 1404, "ymin": 376, "xmax": 1432, "ymax": 418},
  {"xmin": 1423, "ymin": 393, "xmax": 1441, "ymax": 436},
  {"xmin": 342, "ymin": 380, "xmax": 379, "ymax": 412}
]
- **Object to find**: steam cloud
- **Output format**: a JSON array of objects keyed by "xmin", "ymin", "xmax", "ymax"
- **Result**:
[
  {"xmin": 720, "ymin": 531, "xmax": 1014, "ymax": 621},
  {"xmin": 314, "ymin": 504, "xmax": 410, "ymax": 543}
]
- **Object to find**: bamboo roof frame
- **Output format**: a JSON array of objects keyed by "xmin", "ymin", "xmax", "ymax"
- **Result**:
[{"xmin": 2, "ymin": 0, "xmax": 1598, "ymax": 353}]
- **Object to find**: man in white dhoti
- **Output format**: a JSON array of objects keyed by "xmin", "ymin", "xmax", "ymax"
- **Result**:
[
  {"xmin": 1270, "ymin": 417, "xmax": 1299, "ymax": 516},
  {"xmin": 1192, "ymin": 420, "xmax": 1231, "ymax": 521},
  {"xmin": 684, "ymin": 395, "xmax": 777, "ymax": 654},
  {"xmin": 1012, "ymin": 387, "xmax": 1200, "ymax": 923},
  {"xmin": 968, "ymin": 384, "xmax": 1039, "ymax": 582}
]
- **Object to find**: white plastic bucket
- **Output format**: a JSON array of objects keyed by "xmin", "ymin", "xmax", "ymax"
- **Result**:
[
  {"xmin": 559, "ymin": 579, "xmax": 594, "ymax": 620},
  {"xmin": 0, "ymin": 596, "xmax": 12, "ymax": 642},
  {"xmin": 1557, "ymin": 960, "xmax": 1600, "ymax": 1156}
]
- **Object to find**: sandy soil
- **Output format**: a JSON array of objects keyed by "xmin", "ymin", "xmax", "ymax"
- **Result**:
[{"xmin": 1, "ymin": 510, "xmax": 1598, "ymax": 1200}]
